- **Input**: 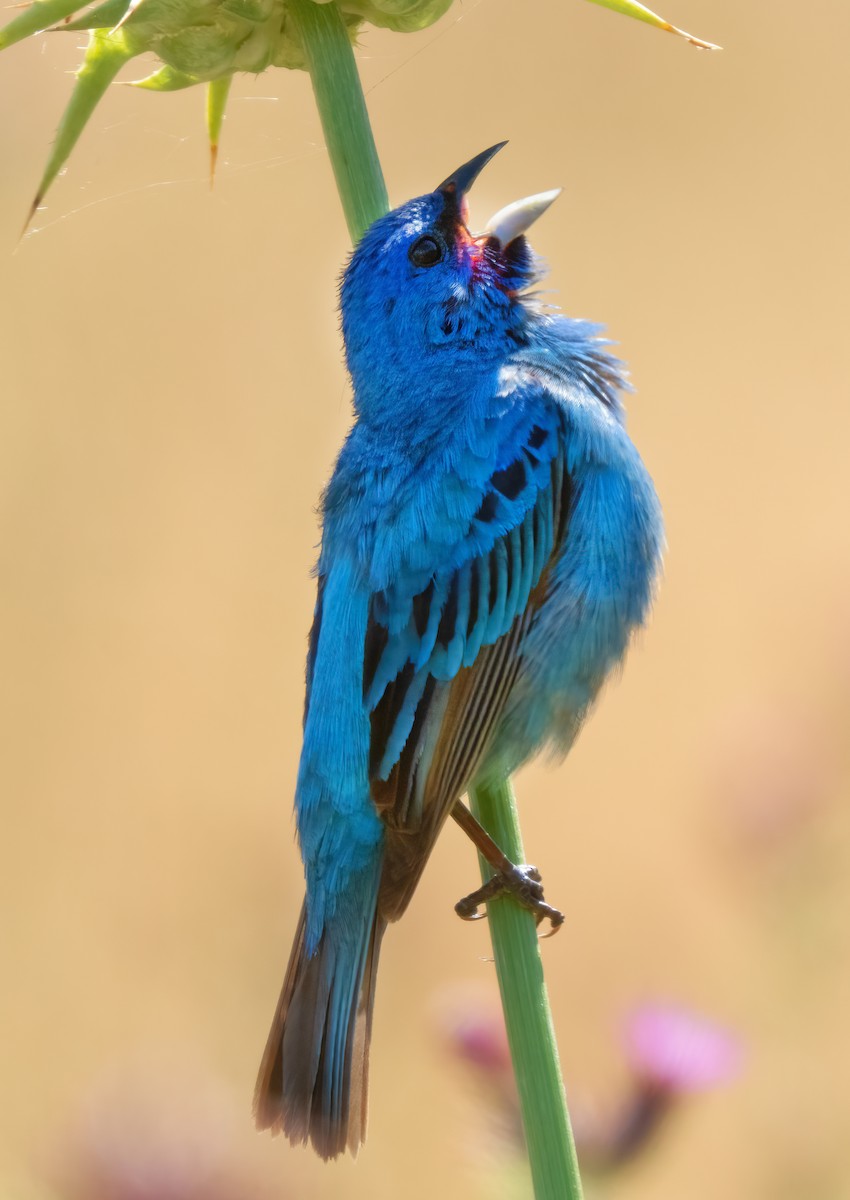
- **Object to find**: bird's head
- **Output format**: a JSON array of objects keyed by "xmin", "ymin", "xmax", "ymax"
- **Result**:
[{"xmin": 340, "ymin": 143, "xmax": 560, "ymax": 405}]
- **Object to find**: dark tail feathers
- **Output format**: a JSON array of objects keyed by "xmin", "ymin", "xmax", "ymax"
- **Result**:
[{"xmin": 253, "ymin": 901, "xmax": 385, "ymax": 1159}]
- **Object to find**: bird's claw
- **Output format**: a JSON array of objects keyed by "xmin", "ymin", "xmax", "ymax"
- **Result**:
[
  {"xmin": 455, "ymin": 863, "xmax": 564, "ymax": 936},
  {"xmin": 454, "ymin": 873, "xmax": 505, "ymax": 921}
]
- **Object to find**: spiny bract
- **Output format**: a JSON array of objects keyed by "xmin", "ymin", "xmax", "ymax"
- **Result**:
[{"xmin": 0, "ymin": 0, "xmax": 451, "ymax": 220}]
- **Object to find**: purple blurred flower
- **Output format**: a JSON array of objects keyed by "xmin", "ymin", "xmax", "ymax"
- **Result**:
[
  {"xmin": 435, "ymin": 988, "xmax": 525, "ymax": 1162},
  {"xmin": 625, "ymin": 1003, "xmax": 743, "ymax": 1094},
  {"xmin": 577, "ymin": 1004, "xmax": 743, "ymax": 1172},
  {"xmin": 437, "ymin": 989, "xmax": 745, "ymax": 1177},
  {"xmin": 444, "ymin": 1009, "xmax": 512, "ymax": 1078},
  {"xmin": 435, "ymin": 985, "xmax": 514, "ymax": 1083}
]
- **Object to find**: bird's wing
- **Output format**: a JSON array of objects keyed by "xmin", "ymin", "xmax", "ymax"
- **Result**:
[{"xmin": 364, "ymin": 404, "xmax": 571, "ymax": 921}]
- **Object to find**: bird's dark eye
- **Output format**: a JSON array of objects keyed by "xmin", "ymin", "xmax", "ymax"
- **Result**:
[{"xmin": 409, "ymin": 235, "xmax": 444, "ymax": 268}]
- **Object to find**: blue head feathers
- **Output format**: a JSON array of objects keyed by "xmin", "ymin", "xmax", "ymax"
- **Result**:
[{"xmin": 340, "ymin": 142, "xmax": 562, "ymax": 405}]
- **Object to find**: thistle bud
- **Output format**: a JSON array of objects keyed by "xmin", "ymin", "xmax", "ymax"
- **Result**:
[
  {"xmin": 2, "ymin": 0, "xmax": 716, "ymax": 226},
  {"xmin": 0, "ymin": 0, "xmax": 447, "ymax": 223}
]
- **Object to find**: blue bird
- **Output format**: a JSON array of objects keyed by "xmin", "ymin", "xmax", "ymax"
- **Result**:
[{"xmin": 254, "ymin": 143, "xmax": 663, "ymax": 1159}]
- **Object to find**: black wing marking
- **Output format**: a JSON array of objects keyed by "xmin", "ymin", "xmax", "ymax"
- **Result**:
[{"xmin": 365, "ymin": 418, "xmax": 571, "ymax": 920}]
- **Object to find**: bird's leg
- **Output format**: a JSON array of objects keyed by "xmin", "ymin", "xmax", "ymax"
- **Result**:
[{"xmin": 450, "ymin": 800, "xmax": 564, "ymax": 936}]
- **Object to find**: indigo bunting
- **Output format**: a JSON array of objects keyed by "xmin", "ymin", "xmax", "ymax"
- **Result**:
[{"xmin": 254, "ymin": 143, "xmax": 663, "ymax": 1159}]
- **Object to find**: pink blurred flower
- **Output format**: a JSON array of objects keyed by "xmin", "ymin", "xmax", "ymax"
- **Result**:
[
  {"xmin": 434, "ymin": 987, "xmax": 524, "ymax": 1161},
  {"xmin": 577, "ymin": 1003, "xmax": 744, "ymax": 1171},
  {"xmin": 436, "ymin": 989, "xmax": 745, "ymax": 1176},
  {"xmin": 625, "ymin": 1003, "xmax": 743, "ymax": 1093},
  {"xmin": 444, "ymin": 1009, "xmax": 512, "ymax": 1077},
  {"xmin": 435, "ymin": 984, "xmax": 514, "ymax": 1081}
]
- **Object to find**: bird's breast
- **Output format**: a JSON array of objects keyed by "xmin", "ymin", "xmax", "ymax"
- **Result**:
[{"xmin": 499, "ymin": 432, "xmax": 663, "ymax": 764}]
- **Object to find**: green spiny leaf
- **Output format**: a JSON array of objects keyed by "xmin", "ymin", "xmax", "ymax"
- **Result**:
[
  {"xmin": 584, "ymin": 0, "xmax": 720, "ymax": 49},
  {"xmin": 25, "ymin": 26, "xmax": 136, "ymax": 228},
  {"xmin": 58, "ymin": 0, "xmax": 133, "ymax": 32},
  {"xmin": 206, "ymin": 73, "xmax": 231, "ymax": 184},
  {"xmin": 130, "ymin": 62, "xmax": 200, "ymax": 87},
  {"xmin": 0, "ymin": 0, "xmax": 86, "ymax": 51}
]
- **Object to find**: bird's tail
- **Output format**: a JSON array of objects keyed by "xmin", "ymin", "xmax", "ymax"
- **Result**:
[{"xmin": 253, "ymin": 896, "xmax": 386, "ymax": 1159}]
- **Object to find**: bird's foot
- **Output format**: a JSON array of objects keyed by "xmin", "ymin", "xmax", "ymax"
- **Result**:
[{"xmin": 455, "ymin": 864, "xmax": 564, "ymax": 936}]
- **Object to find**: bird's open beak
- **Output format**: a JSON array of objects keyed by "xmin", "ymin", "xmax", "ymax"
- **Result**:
[
  {"xmin": 436, "ymin": 143, "xmax": 560, "ymax": 247},
  {"xmin": 436, "ymin": 142, "xmax": 508, "ymax": 199},
  {"xmin": 484, "ymin": 189, "xmax": 561, "ymax": 248},
  {"xmin": 436, "ymin": 142, "xmax": 507, "ymax": 231}
]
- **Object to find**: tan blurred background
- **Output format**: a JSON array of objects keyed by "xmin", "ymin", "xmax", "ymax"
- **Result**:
[{"xmin": 2, "ymin": 1, "xmax": 850, "ymax": 1197}]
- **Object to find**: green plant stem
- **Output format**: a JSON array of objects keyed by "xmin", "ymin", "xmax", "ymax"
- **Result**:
[
  {"xmin": 470, "ymin": 777, "xmax": 584, "ymax": 1200},
  {"xmin": 288, "ymin": 0, "xmax": 388, "ymax": 242},
  {"xmin": 292, "ymin": 7, "xmax": 582, "ymax": 1195}
]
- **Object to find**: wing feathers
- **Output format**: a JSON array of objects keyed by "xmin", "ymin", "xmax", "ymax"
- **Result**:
[{"xmin": 364, "ymin": 413, "xmax": 571, "ymax": 922}]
